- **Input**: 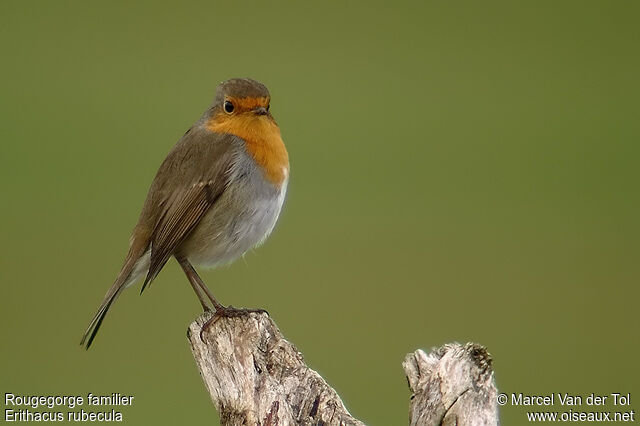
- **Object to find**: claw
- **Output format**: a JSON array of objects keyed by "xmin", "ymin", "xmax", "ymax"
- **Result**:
[
  {"xmin": 198, "ymin": 306, "xmax": 269, "ymax": 342},
  {"xmin": 199, "ymin": 311, "xmax": 222, "ymax": 342}
]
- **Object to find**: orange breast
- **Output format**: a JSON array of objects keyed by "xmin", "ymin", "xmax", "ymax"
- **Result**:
[{"xmin": 207, "ymin": 113, "xmax": 289, "ymax": 185}]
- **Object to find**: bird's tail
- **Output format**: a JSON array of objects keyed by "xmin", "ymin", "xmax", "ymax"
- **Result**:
[{"xmin": 81, "ymin": 247, "xmax": 149, "ymax": 350}]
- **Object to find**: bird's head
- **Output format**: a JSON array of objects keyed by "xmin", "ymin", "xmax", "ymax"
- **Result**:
[
  {"xmin": 206, "ymin": 78, "xmax": 288, "ymax": 184},
  {"xmin": 212, "ymin": 78, "xmax": 272, "ymax": 118}
]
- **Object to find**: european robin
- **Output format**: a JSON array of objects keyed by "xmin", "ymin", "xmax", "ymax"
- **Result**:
[{"xmin": 81, "ymin": 78, "xmax": 289, "ymax": 349}]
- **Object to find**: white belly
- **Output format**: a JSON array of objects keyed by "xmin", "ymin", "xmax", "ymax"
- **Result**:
[{"xmin": 180, "ymin": 176, "xmax": 288, "ymax": 268}]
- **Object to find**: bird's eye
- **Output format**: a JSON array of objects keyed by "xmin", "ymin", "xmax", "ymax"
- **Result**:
[
  {"xmin": 223, "ymin": 100, "xmax": 234, "ymax": 114},
  {"xmin": 266, "ymin": 104, "xmax": 270, "ymax": 111}
]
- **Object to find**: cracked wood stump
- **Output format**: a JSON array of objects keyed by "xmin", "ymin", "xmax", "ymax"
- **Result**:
[
  {"xmin": 403, "ymin": 343, "xmax": 499, "ymax": 425},
  {"xmin": 188, "ymin": 312, "xmax": 499, "ymax": 425}
]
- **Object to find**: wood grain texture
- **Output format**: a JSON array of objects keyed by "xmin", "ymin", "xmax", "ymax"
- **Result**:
[
  {"xmin": 188, "ymin": 312, "xmax": 499, "ymax": 425},
  {"xmin": 403, "ymin": 343, "xmax": 499, "ymax": 426},
  {"xmin": 188, "ymin": 312, "xmax": 364, "ymax": 426}
]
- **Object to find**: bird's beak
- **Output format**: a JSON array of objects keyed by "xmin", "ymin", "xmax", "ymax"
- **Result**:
[{"xmin": 253, "ymin": 106, "xmax": 268, "ymax": 116}]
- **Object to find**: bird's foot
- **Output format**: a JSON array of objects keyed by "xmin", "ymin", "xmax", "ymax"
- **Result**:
[
  {"xmin": 218, "ymin": 305, "xmax": 269, "ymax": 317},
  {"xmin": 199, "ymin": 305, "xmax": 269, "ymax": 342}
]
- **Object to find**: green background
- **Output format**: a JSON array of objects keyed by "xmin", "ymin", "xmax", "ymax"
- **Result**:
[{"xmin": 1, "ymin": 1, "xmax": 638, "ymax": 424}]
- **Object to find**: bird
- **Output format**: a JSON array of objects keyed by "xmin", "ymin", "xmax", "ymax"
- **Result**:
[{"xmin": 81, "ymin": 78, "xmax": 289, "ymax": 349}]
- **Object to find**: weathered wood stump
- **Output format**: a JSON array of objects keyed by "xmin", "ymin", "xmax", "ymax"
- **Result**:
[{"xmin": 188, "ymin": 312, "xmax": 499, "ymax": 425}]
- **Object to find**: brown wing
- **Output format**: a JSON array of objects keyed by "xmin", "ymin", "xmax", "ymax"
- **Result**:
[
  {"xmin": 138, "ymin": 128, "xmax": 238, "ymax": 292},
  {"xmin": 81, "ymin": 128, "xmax": 239, "ymax": 349}
]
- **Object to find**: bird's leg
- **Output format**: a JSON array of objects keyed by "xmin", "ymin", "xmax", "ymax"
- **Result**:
[
  {"xmin": 177, "ymin": 257, "xmax": 218, "ymax": 312},
  {"xmin": 177, "ymin": 258, "xmax": 268, "ymax": 341}
]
